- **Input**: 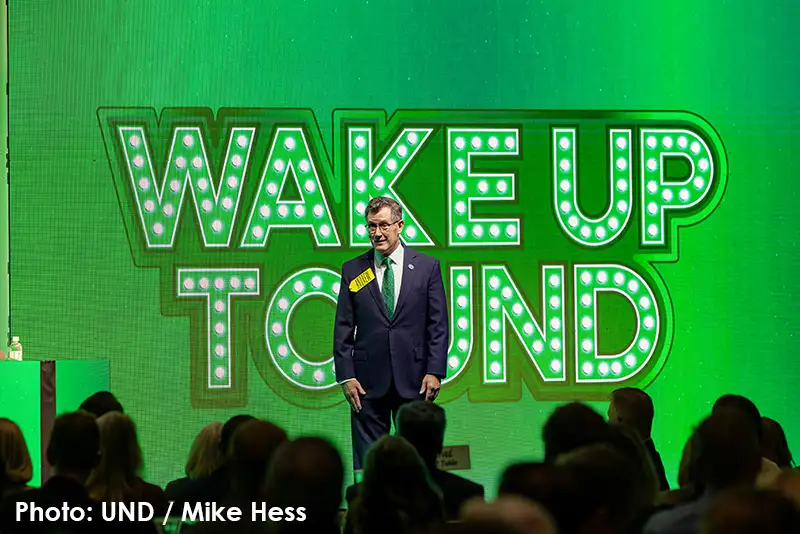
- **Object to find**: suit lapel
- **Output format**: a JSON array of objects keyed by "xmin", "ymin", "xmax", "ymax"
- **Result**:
[
  {"xmin": 362, "ymin": 251, "xmax": 389, "ymax": 321},
  {"xmin": 392, "ymin": 247, "xmax": 417, "ymax": 322}
]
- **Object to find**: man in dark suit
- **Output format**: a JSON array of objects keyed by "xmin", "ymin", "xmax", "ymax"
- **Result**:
[
  {"xmin": 345, "ymin": 401, "xmax": 484, "ymax": 520},
  {"xmin": 608, "ymin": 387, "xmax": 670, "ymax": 491},
  {"xmin": 334, "ymin": 196, "xmax": 449, "ymax": 471}
]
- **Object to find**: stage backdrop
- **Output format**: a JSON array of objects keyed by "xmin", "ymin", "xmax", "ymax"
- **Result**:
[{"xmin": 7, "ymin": 1, "xmax": 800, "ymax": 494}]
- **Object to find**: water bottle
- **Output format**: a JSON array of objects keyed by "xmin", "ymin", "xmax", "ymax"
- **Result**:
[{"xmin": 8, "ymin": 336, "xmax": 22, "ymax": 361}]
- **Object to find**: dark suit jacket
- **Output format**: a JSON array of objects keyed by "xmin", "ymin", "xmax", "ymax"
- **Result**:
[
  {"xmin": 644, "ymin": 438, "xmax": 670, "ymax": 491},
  {"xmin": 345, "ymin": 468, "xmax": 484, "ymax": 520},
  {"xmin": 333, "ymin": 246, "xmax": 448, "ymax": 399}
]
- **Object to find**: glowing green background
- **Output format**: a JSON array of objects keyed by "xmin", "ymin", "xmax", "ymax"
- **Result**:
[
  {"xmin": 0, "ymin": 364, "xmax": 41, "ymax": 486},
  {"xmin": 7, "ymin": 0, "xmax": 800, "ymax": 497},
  {"xmin": 0, "ymin": 360, "xmax": 109, "ymax": 487}
]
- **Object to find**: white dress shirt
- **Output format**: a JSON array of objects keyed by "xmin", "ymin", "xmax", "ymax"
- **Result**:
[
  {"xmin": 374, "ymin": 244, "xmax": 404, "ymax": 304},
  {"xmin": 339, "ymin": 245, "xmax": 405, "ymax": 385}
]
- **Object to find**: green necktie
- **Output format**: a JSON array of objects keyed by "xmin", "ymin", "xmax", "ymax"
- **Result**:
[{"xmin": 381, "ymin": 256, "xmax": 395, "ymax": 319}]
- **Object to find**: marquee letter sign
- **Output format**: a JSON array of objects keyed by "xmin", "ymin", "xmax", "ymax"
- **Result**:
[{"xmin": 99, "ymin": 108, "xmax": 726, "ymax": 407}]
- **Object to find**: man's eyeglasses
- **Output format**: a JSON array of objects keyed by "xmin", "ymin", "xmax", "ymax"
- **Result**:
[{"xmin": 365, "ymin": 219, "xmax": 402, "ymax": 233}]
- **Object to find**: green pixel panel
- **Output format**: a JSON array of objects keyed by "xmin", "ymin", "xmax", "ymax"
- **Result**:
[
  {"xmin": 7, "ymin": 1, "xmax": 800, "ymax": 497},
  {"xmin": 0, "ymin": 362, "xmax": 41, "ymax": 486}
]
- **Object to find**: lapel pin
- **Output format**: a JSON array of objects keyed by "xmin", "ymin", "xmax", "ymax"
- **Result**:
[{"xmin": 408, "ymin": 264, "xmax": 414, "ymax": 270}]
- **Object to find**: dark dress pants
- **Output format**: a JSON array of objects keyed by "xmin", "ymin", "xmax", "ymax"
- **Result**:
[{"xmin": 351, "ymin": 379, "xmax": 416, "ymax": 471}]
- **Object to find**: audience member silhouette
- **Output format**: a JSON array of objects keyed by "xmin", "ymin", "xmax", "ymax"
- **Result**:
[
  {"xmin": 165, "ymin": 414, "xmax": 254, "ymax": 506},
  {"xmin": 556, "ymin": 443, "xmax": 641, "ymax": 534},
  {"xmin": 79, "ymin": 391, "xmax": 124, "ymax": 418},
  {"xmin": 498, "ymin": 462, "xmax": 580, "ymax": 534},
  {"xmin": 86, "ymin": 412, "xmax": 168, "ymax": 515},
  {"xmin": 644, "ymin": 410, "xmax": 763, "ymax": 534},
  {"xmin": 655, "ymin": 432, "xmax": 703, "ymax": 511},
  {"xmin": 609, "ymin": 387, "xmax": 670, "ymax": 490},
  {"xmin": 761, "ymin": 417, "xmax": 794, "ymax": 469},
  {"xmin": 712, "ymin": 394, "xmax": 782, "ymax": 487},
  {"xmin": 264, "ymin": 437, "xmax": 344, "ymax": 534},
  {"xmin": 458, "ymin": 495, "xmax": 558, "ymax": 534},
  {"xmin": 344, "ymin": 435, "xmax": 445, "ymax": 534},
  {"xmin": 542, "ymin": 402, "xmax": 609, "ymax": 463},
  {"xmin": 0, "ymin": 418, "xmax": 33, "ymax": 500},
  {"xmin": 677, "ymin": 432, "xmax": 703, "ymax": 491},
  {"xmin": 164, "ymin": 422, "xmax": 224, "ymax": 501},
  {"xmin": 191, "ymin": 419, "xmax": 288, "ymax": 534},
  {"xmin": 608, "ymin": 424, "xmax": 661, "ymax": 513},
  {"xmin": 345, "ymin": 401, "xmax": 484, "ymax": 520},
  {"xmin": 228, "ymin": 419, "xmax": 288, "ymax": 504},
  {"xmin": 700, "ymin": 488, "xmax": 800, "ymax": 534}
]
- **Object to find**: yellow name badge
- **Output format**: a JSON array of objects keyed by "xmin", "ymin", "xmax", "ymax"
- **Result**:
[{"xmin": 349, "ymin": 268, "xmax": 376, "ymax": 293}]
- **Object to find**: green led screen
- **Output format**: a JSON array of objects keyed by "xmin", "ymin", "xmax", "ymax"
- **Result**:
[{"xmin": 7, "ymin": 0, "xmax": 800, "ymax": 496}]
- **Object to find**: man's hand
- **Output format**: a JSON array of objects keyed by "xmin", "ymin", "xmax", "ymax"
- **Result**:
[
  {"xmin": 420, "ymin": 374, "xmax": 441, "ymax": 402},
  {"xmin": 342, "ymin": 379, "xmax": 366, "ymax": 412}
]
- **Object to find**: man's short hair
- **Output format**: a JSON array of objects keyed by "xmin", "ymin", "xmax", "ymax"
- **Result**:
[
  {"xmin": 46, "ymin": 411, "xmax": 100, "ymax": 472},
  {"xmin": 396, "ymin": 401, "xmax": 446, "ymax": 464},
  {"xmin": 611, "ymin": 387, "xmax": 655, "ymax": 437},
  {"xmin": 542, "ymin": 402, "xmax": 609, "ymax": 463},
  {"xmin": 712, "ymin": 394, "xmax": 762, "ymax": 442},
  {"xmin": 365, "ymin": 196, "xmax": 402, "ymax": 222},
  {"xmin": 78, "ymin": 391, "xmax": 123, "ymax": 418}
]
